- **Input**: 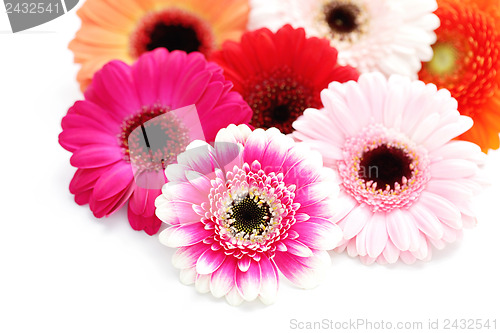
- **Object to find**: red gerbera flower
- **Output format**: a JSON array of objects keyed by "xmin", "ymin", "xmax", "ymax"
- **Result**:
[
  {"xmin": 418, "ymin": 0, "xmax": 500, "ymax": 152},
  {"xmin": 211, "ymin": 24, "xmax": 360, "ymax": 134}
]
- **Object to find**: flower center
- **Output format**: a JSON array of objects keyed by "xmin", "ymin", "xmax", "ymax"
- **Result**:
[
  {"xmin": 418, "ymin": 4, "xmax": 500, "ymax": 118},
  {"xmin": 227, "ymin": 195, "xmax": 273, "ymax": 237},
  {"xmin": 318, "ymin": 0, "xmax": 368, "ymax": 43},
  {"xmin": 119, "ymin": 105, "xmax": 190, "ymax": 172},
  {"xmin": 339, "ymin": 124, "xmax": 430, "ymax": 212},
  {"xmin": 359, "ymin": 145, "xmax": 413, "ymax": 191},
  {"xmin": 130, "ymin": 8, "xmax": 216, "ymax": 58},
  {"xmin": 427, "ymin": 43, "xmax": 458, "ymax": 76},
  {"xmin": 206, "ymin": 162, "xmax": 297, "ymax": 254},
  {"xmin": 325, "ymin": 3, "xmax": 359, "ymax": 34},
  {"xmin": 245, "ymin": 67, "xmax": 320, "ymax": 134}
]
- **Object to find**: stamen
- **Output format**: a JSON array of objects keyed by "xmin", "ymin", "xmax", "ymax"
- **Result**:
[
  {"xmin": 119, "ymin": 104, "xmax": 190, "ymax": 172},
  {"xmin": 339, "ymin": 124, "xmax": 430, "ymax": 212},
  {"xmin": 130, "ymin": 8, "xmax": 216, "ymax": 58}
]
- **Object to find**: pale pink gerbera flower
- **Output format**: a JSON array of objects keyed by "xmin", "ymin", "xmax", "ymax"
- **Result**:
[
  {"xmin": 293, "ymin": 72, "xmax": 486, "ymax": 264},
  {"xmin": 59, "ymin": 48, "xmax": 252, "ymax": 236},
  {"xmin": 155, "ymin": 125, "xmax": 343, "ymax": 305}
]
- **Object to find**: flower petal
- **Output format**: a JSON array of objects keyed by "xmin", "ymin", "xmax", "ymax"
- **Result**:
[
  {"xmin": 236, "ymin": 259, "xmax": 261, "ymax": 302},
  {"xmin": 258, "ymin": 255, "xmax": 279, "ymax": 305},
  {"xmin": 159, "ymin": 223, "xmax": 212, "ymax": 247},
  {"xmin": 196, "ymin": 249, "xmax": 227, "ymax": 275},
  {"xmin": 210, "ymin": 256, "xmax": 237, "ymax": 298}
]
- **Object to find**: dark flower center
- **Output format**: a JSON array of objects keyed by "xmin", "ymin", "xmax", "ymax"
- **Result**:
[
  {"xmin": 146, "ymin": 24, "xmax": 201, "ymax": 54},
  {"xmin": 246, "ymin": 68, "xmax": 320, "ymax": 134},
  {"xmin": 130, "ymin": 8, "xmax": 215, "ymax": 58},
  {"xmin": 359, "ymin": 145, "xmax": 413, "ymax": 190},
  {"xmin": 119, "ymin": 105, "xmax": 190, "ymax": 172},
  {"xmin": 271, "ymin": 105, "xmax": 291, "ymax": 123},
  {"xmin": 324, "ymin": 3, "xmax": 360, "ymax": 34},
  {"xmin": 229, "ymin": 196, "xmax": 272, "ymax": 236}
]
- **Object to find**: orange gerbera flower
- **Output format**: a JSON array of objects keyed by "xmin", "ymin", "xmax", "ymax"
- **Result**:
[
  {"xmin": 419, "ymin": 0, "xmax": 500, "ymax": 152},
  {"xmin": 69, "ymin": 0, "xmax": 249, "ymax": 91}
]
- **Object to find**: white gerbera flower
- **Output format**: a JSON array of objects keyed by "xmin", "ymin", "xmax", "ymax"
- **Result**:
[{"xmin": 248, "ymin": 0, "xmax": 440, "ymax": 78}]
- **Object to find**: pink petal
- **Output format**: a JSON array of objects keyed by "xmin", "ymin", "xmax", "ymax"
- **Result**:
[
  {"xmin": 127, "ymin": 205, "xmax": 162, "ymax": 236},
  {"xmin": 382, "ymin": 240, "xmax": 401, "ymax": 264},
  {"xmin": 400, "ymin": 251, "xmax": 417, "ymax": 265},
  {"xmin": 196, "ymin": 81, "xmax": 224, "ymax": 117},
  {"xmin": 259, "ymin": 133, "xmax": 290, "ymax": 174},
  {"xmin": 258, "ymin": 255, "xmax": 279, "ymax": 305},
  {"xmin": 282, "ymin": 151, "xmax": 322, "ymax": 190},
  {"xmin": 177, "ymin": 71, "xmax": 212, "ymax": 106},
  {"xmin": 90, "ymin": 60, "xmax": 141, "ymax": 120},
  {"xmin": 283, "ymin": 239, "xmax": 313, "ymax": 257},
  {"xmin": 295, "ymin": 181, "xmax": 335, "ymax": 207},
  {"xmin": 75, "ymin": 189, "xmax": 92, "ymax": 205},
  {"xmin": 172, "ymin": 243, "xmax": 210, "ymax": 269},
  {"xmin": 293, "ymin": 221, "xmax": 343, "ymax": 250},
  {"xmin": 242, "ymin": 128, "xmax": 267, "ymax": 164},
  {"xmin": 185, "ymin": 170, "xmax": 212, "ymax": 196},
  {"xmin": 418, "ymin": 192, "xmax": 461, "ymax": 229},
  {"xmin": 128, "ymin": 187, "xmax": 148, "ymax": 215},
  {"xmin": 355, "ymin": 224, "xmax": 368, "ymax": 256},
  {"xmin": 59, "ymin": 129, "xmax": 117, "ymax": 152},
  {"xmin": 365, "ymin": 213, "xmax": 388, "ymax": 258},
  {"xmin": 409, "ymin": 203, "xmax": 444, "ymax": 240},
  {"xmin": 69, "ymin": 165, "xmax": 115, "ymax": 194},
  {"xmin": 237, "ymin": 256, "xmax": 251, "ymax": 272},
  {"xmin": 177, "ymin": 142, "xmax": 219, "ymax": 176},
  {"xmin": 210, "ymin": 256, "xmax": 237, "ymax": 298},
  {"xmin": 93, "ymin": 162, "xmax": 134, "ymax": 201},
  {"xmin": 273, "ymin": 251, "xmax": 326, "ymax": 289},
  {"xmin": 143, "ymin": 188, "xmax": 161, "ymax": 217},
  {"xmin": 61, "ymin": 105, "xmax": 116, "ymax": 133},
  {"xmin": 159, "ymin": 223, "xmax": 212, "ymax": 247},
  {"xmin": 236, "ymin": 259, "xmax": 261, "ymax": 302},
  {"xmin": 89, "ymin": 182, "xmax": 134, "ymax": 218},
  {"xmin": 70, "ymin": 144, "xmax": 123, "ymax": 168},
  {"xmin": 297, "ymin": 198, "xmax": 338, "ymax": 220},
  {"xmin": 155, "ymin": 200, "xmax": 202, "ymax": 225},
  {"xmin": 342, "ymin": 204, "xmax": 372, "ymax": 240},
  {"xmin": 425, "ymin": 180, "xmax": 472, "ymax": 203},
  {"xmin": 196, "ymin": 249, "xmax": 227, "ymax": 275},
  {"xmin": 162, "ymin": 181, "xmax": 207, "ymax": 204},
  {"xmin": 131, "ymin": 50, "xmax": 159, "ymax": 106},
  {"xmin": 386, "ymin": 210, "xmax": 412, "ymax": 251},
  {"xmin": 430, "ymin": 159, "xmax": 478, "ymax": 179}
]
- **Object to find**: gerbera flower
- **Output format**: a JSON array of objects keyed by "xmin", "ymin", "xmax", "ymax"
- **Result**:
[
  {"xmin": 418, "ymin": 0, "xmax": 500, "ymax": 152},
  {"xmin": 59, "ymin": 48, "xmax": 252, "ymax": 236},
  {"xmin": 247, "ymin": 0, "xmax": 439, "ymax": 77},
  {"xmin": 211, "ymin": 25, "xmax": 359, "ymax": 134},
  {"xmin": 69, "ymin": 0, "xmax": 249, "ymax": 91},
  {"xmin": 155, "ymin": 125, "xmax": 343, "ymax": 304},
  {"xmin": 292, "ymin": 73, "xmax": 486, "ymax": 264}
]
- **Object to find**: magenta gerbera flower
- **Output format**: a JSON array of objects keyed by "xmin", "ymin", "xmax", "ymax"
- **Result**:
[
  {"xmin": 293, "ymin": 72, "xmax": 487, "ymax": 264},
  {"xmin": 155, "ymin": 125, "xmax": 343, "ymax": 305},
  {"xmin": 59, "ymin": 48, "xmax": 252, "ymax": 235}
]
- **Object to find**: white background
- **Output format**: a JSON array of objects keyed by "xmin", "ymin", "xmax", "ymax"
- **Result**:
[{"xmin": 1, "ymin": 3, "xmax": 499, "ymax": 333}]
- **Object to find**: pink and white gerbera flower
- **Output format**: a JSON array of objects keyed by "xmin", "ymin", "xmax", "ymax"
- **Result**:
[
  {"xmin": 59, "ymin": 48, "xmax": 252, "ymax": 236},
  {"xmin": 155, "ymin": 125, "xmax": 343, "ymax": 305},
  {"xmin": 293, "ymin": 72, "xmax": 487, "ymax": 264}
]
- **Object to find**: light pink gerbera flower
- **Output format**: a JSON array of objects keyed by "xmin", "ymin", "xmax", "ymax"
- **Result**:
[
  {"xmin": 155, "ymin": 125, "xmax": 343, "ymax": 305},
  {"xmin": 59, "ymin": 48, "xmax": 252, "ymax": 236},
  {"xmin": 293, "ymin": 72, "xmax": 486, "ymax": 264}
]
